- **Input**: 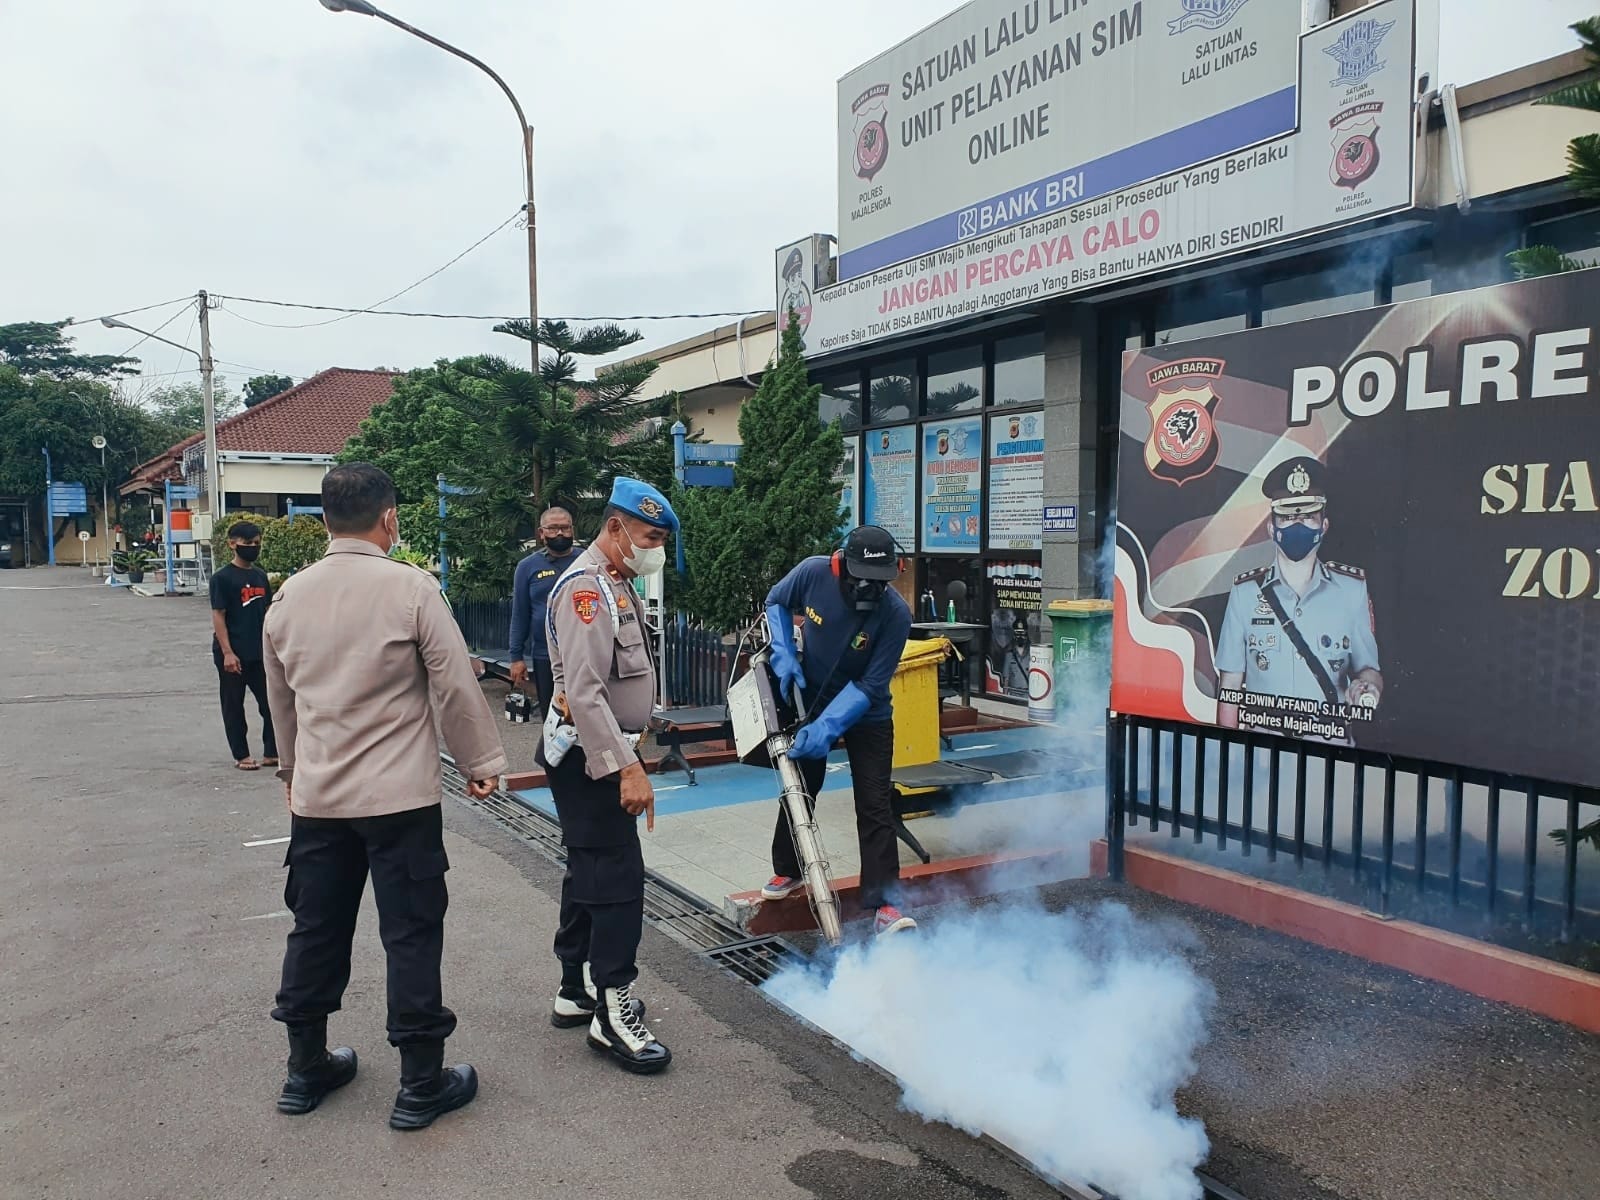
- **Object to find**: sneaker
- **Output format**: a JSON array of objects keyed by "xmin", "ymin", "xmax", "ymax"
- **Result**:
[
  {"xmin": 761, "ymin": 875, "xmax": 803, "ymax": 901},
  {"xmin": 874, "ymin": 905, "xmax": 917, "ymax": 936}
]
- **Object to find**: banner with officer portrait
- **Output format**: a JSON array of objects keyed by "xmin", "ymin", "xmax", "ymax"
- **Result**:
[{"xmin": 1113, "ymin": 267, "xmax": 1600, "ymax": 790}]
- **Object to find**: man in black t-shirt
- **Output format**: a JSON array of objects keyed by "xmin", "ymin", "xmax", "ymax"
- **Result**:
[{"xmin": 211, "ymin": 520, "xmax": 277, "ymax": 770}]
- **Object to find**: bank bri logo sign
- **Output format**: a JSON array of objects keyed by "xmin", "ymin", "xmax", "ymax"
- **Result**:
[
  {"xmin": 1167, "ymin": 0, "xmax": 1252, "ymax": 35},
  {"xmin": 1324, "ymin": 17, "xmax": 1397, "ymax": 88}
]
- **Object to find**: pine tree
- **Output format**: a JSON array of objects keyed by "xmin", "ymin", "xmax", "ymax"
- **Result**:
[
  {"xmin": 1509, "ymin": 17, "xmax": 1600, "ymax": 278},
  {"xmin": 675, "ymin": 313, "xmax": 845, "ymax": 632}
]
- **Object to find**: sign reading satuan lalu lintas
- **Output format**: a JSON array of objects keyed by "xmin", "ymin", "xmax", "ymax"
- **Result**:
[
  {"xmin": 797, "ymin": 0, "xmax": 1423, "ymax": 359},
  {"xmin": 1112, "ymin": 266, "xmax": 1600, "ymax": 791},
  {"xmin": 836, "ymin": 0, "xmax": 1303, "ymax": 279}
]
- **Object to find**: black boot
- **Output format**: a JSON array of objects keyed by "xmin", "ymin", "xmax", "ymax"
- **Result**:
[
  {"xmin": 551, "ymin": 962, "xmax": 647, "ymax": 1029},
  {"xmin": 388, "ymin": 1041, "xmax": 478, "ymax": 1132},
  {"xmin": 587, "ymin": 983, "xmax": 671, "ymax": 1075},
  {"xmin": 276, "ymin": 1023, "xmax": 357, "ymax": 1116}
]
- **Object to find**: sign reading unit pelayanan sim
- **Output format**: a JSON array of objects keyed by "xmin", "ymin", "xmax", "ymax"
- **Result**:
[
  {"xmin": 837, "ymin": 0, "xmax": 1302, "ymax": 280},
  {"xmin": 798, "ymin": 0, "xmax": 1420, "ymax": 359}
]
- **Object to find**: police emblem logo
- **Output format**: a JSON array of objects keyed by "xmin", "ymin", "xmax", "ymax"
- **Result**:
[
  {"xmin": 1143, "ymin": 357, "xmax": 1226, "ymax": 486},
  {"xmin": 851, "ymin": 84, "xmax": 891, "ymax": 182},
  {"xmin": 1255, "ymin": 652, "xmax": 1271, "ymax": 672},
  {"xmin": 1167, "ymin": 0, "xmax": 1251, "ymax": 35},
  {"xmin": 1323, "ymin": 17, "xmax": 1396, "ymax": 89},
  {"xmin": 638, "ymin": 497, "xmax": 664, "ymax": 519},
  {"xmin": 1329, "ymin": 103, "xmax": 1382, "ymax": 190},
  {"xmin": 851, "ymin": 632, "xmax": 869, "ymax": 651},
  {"xmin": 573, "ymin": 589, "xmax": 601, "ymax": 625},
  {"xmin": 1287, "ymin": 464, "xmax": 1311, "ymax": 495}
]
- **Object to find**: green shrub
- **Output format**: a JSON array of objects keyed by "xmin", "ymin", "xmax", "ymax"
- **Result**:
[{"xmin": 261, "ymin": 515, "xmax": 329, "ymax": 575}]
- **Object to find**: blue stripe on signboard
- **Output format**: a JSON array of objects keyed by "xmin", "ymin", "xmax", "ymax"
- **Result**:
[{"xmin": 838, "ymin": 86, "xmax": 1298, "ymax": 281}]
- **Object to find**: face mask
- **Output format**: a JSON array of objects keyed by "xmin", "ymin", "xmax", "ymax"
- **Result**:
[
  {"xmin": 544, "ymin": 535, "xmax": 574, "ymax": 555},
  {"xmin": 1273, "ymin": 522, "xmax": 1323, "ymax": 563},
  {"xmin": 384, "ymin": 510, "xmax": 401, "ymax": 556},
  {"xmin": 236, "ymin": 544, "xmax": 261, "ymax": 563},
  {"xmin": 618, "ymin": 523, "xmax": 666, "ymax": 577}
]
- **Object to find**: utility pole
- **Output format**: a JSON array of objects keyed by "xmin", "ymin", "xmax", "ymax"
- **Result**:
[{"xmin": 198, "ymin": 290, "xmax": 221, "ymax": 520}]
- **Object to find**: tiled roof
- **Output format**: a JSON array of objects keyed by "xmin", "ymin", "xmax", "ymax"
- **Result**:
[
  {"xmin": 120, "ymin": 368, "xmax": 399, "ymax": 494},
  {"xmin": 216, "ymin": 367, "xmax": 399, "ymax": 454}
]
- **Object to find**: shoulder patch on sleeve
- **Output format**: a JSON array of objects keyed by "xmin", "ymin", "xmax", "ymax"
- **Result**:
[
  {"xmin": 1235, "ymin": 565, "xmax": 1270, "ymax": 585},
  {"xmin": 573, "ymin": 588, "xmax": 602, "ymax": 624},
  {"xmin": 1326, "ymin": 561, "xmax": 1366, "ymax": 580}
]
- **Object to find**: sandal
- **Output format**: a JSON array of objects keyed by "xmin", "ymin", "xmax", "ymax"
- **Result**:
[
  {"xmin": 235, "ymin": 759, "xmax": 260, "ymax": 771},
  {"xmin": 260, "ymin": 757, "xmax": 279, "ymax": 767}
]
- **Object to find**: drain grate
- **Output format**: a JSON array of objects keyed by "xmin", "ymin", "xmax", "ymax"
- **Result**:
[
  {"xmin": 442, "ymin": 757, "xmax": 804, "ymax": 964},
  {"xmin": 705, "ymin": 936, "xmax": 806, "ymax": 986}
]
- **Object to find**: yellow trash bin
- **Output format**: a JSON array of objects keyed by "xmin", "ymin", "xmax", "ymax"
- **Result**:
[{"xmin": 889, "ymin": 637, "xmax": 952, "ymax": 769}]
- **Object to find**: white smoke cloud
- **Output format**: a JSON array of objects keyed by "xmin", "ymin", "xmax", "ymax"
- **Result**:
[{"xmin": 765, "ymin": 900, "xmax": 1213, "ymax": 1200}]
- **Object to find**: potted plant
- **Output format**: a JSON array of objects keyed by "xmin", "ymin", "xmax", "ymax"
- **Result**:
[{"xmin": 114, "ymin": 548, "xmax": 156, "ymax": 584}]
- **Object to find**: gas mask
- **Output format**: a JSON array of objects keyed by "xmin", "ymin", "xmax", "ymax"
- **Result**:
[{"xmin": 847, "ymin": 575, "xmax": 887, "ymax": 613}]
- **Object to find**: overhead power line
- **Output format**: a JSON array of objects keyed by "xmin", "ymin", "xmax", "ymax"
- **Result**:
[
  {"xmin": 61, "ymin": 296, "xmax": 196, "ymax": 329},
  {"xmin": 218, "ymin": 211, "xmax": 526, "ymax": 330},
  {"xmin": 213, "ymin": 293, "xmax": 770, "ymax": 323}
]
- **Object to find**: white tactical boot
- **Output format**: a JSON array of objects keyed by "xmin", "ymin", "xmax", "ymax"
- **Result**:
[
  {"xmin": 587, "ymin": 983, "xmax": 671, "ymax": 1074},
  {"xmin": 551, "ymin": 962, "xmax": 646, "ymax": 1029}
]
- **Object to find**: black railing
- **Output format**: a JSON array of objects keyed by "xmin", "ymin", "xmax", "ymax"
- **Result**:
[
  {"xmin": 662, "ymin": 622, "xmax": 736, "ymax": 708},
  {"xmin": 1105, "ymin": 713, "xmax": 1599, "ymax": 949},
  {"xmin": 453, "ymin": 598, "xmax": 514, "ymax": 660},
  {"xmin": 451, "ymin": 598, "xmax": 736, "ymax": 710}
]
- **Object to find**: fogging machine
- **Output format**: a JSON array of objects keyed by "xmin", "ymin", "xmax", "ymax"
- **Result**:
[{"xmin": 726, "ymin": 629, "xmax": 844, "ymax": 947}]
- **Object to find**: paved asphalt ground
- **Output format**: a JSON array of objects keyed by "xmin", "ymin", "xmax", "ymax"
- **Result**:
[{"xmin": 0, "ymin": 569, "xmax": 1062, "ymax": 1200}]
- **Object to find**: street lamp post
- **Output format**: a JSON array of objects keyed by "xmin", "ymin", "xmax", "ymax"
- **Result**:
[
  {"xmin": 68, "ymin": 391, "xmax": 113, "ymax": 566},
  {"xmin": 103, "ymin": 291, "xmax": 220, "ymax": 520},
  {"xmin": 317, "ymin": 0, "xmax": 539, "ymax": 372}
]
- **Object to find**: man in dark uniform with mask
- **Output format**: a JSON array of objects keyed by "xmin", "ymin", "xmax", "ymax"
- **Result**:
[
  {"xmin": 508, "ymin": 506, "xmax": 579, "ymax": 728},
  {"xmin": 1217, "ymin": 455, "xmax": 1382, "ymax": 740},
  {"xmin": 539, "ymin": 478, "xmax": 674, "ymax": 1074},
  {"xmin": 758, "ymin": 525, "xmax": 915, "ymax": 936}
]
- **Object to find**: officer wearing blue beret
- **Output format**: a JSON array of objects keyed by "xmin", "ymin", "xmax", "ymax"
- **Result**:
[
  {"xmin": 539, "ymin": 477, "xmax": 676, "ymax": 1073},
  {"xmin": 1217, "ymin": 455, "xmax": 1383, "ymax": 742}
]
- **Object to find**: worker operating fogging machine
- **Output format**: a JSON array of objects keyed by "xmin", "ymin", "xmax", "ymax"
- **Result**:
[{"xmin": 749, "ymin": 525, "xmax": 918, "ymax": 941}]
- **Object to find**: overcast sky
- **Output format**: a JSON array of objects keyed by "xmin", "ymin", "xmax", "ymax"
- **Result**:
[{"xmin": 2, "ymin": 0, "xmax": 1593, "ymax": 394}]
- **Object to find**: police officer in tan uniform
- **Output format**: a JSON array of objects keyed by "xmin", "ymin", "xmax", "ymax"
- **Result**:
[
  {"xmin": 539, "ymin": 478, "xmax": 675, "ymax": 1074},
  {"xmin": 264, "ymin": 463, "xmax": 507, "ymax": 1129}
]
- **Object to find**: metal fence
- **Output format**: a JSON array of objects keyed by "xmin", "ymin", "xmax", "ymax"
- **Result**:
[
  {"xmin": 1105, "ymin": 713, "xmax": 1600, "ymax": 947},
  {"xmin": 452, "ymin": 597, "xmax": 736, "ymax": 709},
  {"xmin": 662, "ymin": 622, "xmax": 736, "ymax": 708},
  {"xmin": 453, "ymin": 598, "xmax": 514, "ymax": 659}
]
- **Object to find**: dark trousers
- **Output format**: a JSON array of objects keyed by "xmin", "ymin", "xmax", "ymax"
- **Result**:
[
  {"xmin": 772, "ymin": 718, "xmax": 900, "ymax": 910},
  {"xmin": 218, "ymin": 659, "xmax": 277, "ymax": 762},
  {"xmin": 544, "ymin": 748, "xmax": 645, "ymax": 992},
  {"xmin": 272, "ymin": 804, "xmax": 457, "ymax": 1048},
  {"xmin": 530, "ymin": 656, "xmax": 555, "ymax": 729}
]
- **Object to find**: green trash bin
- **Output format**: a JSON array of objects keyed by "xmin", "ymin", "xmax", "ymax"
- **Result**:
[{"xmin": 1046, "ymin": 599, "xmax": 1114, "ymax": 721}]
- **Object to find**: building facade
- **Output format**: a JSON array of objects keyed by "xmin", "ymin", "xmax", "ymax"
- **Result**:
[{"xmin": 781, "ymin": 6, "xmax": 1596, "ymax": 703}]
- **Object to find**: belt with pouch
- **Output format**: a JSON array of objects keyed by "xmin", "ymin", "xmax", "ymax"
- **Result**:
[{"xmin": 542, "ymin": 697, "xmax": 644, "ymax": 767}]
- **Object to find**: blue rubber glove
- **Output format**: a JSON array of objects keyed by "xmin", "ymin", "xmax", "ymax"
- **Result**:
[
  {"xmin": 788, "ymin": 681, "xmax": 871, "ymax": 760},
  {"xmin": 765, "ymin": 604, "xmax": 805, "ymax": 698}
]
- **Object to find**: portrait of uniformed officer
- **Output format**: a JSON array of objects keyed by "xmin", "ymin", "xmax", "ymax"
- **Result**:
[
  {"xmin": 1216, "ymin": 455, "xmax": 1383, "ymax": 736},
  {"xmin": 539, "ymin": 477, "xmax": 675, "ymax": 1075}
]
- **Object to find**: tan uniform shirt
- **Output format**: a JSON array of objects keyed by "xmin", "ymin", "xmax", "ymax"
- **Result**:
[
  {"xmin": 546, "ymin": 545, "xmax": 656, "ymax": 780},
  {"xmin": 264, "ymin": 538, "xmax": 508, "ymax": 819}
]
